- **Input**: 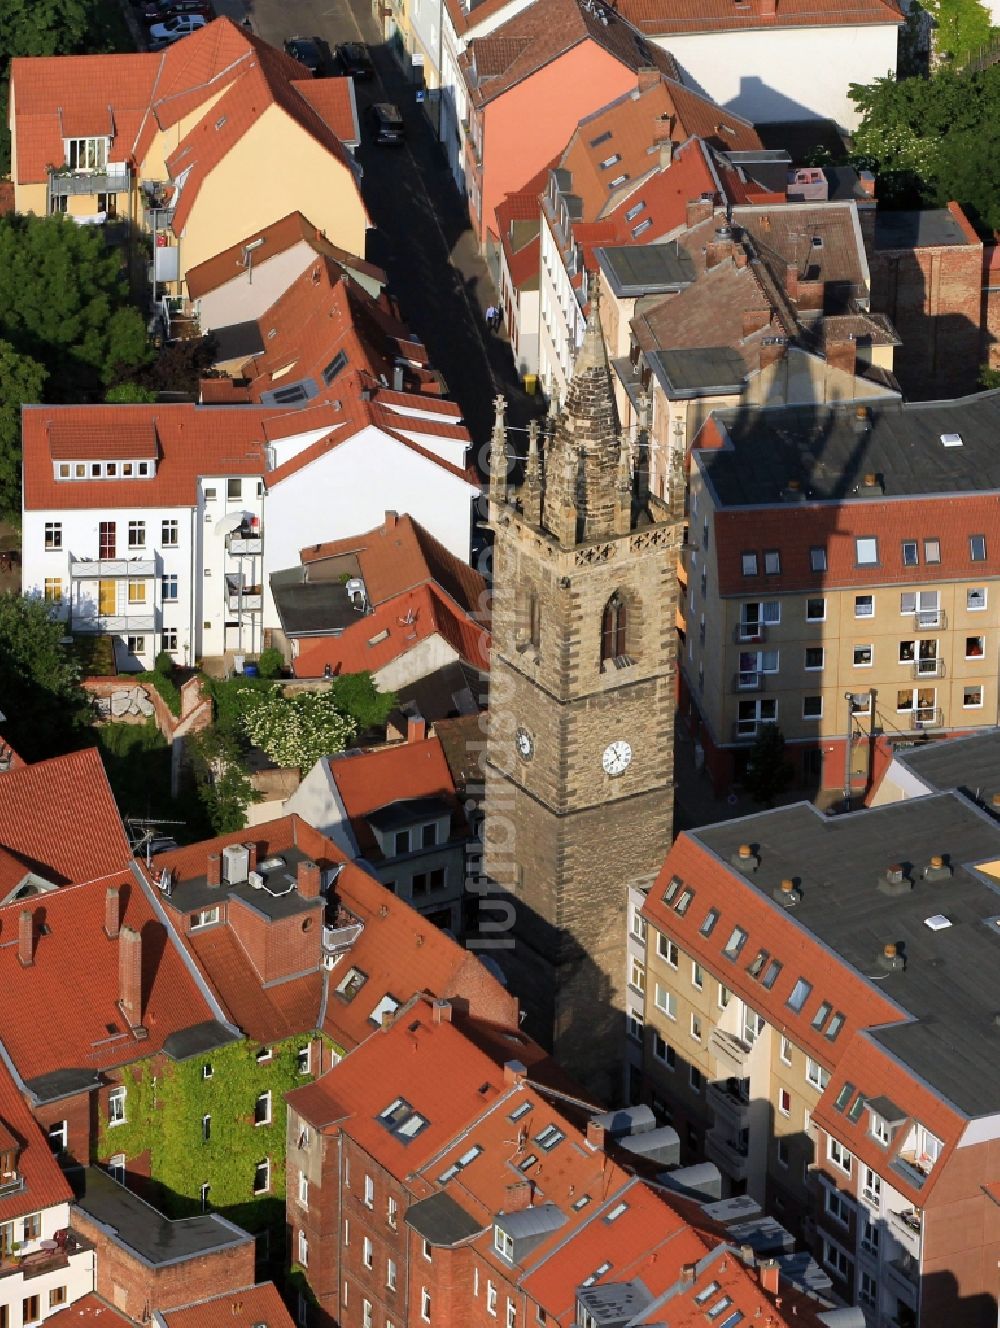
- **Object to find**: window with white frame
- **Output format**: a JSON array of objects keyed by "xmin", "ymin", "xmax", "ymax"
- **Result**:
[
  {"xmin": 254, "ymin": 1091, "xmax": 271, "ymax": 1125},
  {"xmin": 364, "ymin": 1174, "xmax": 374, "ymax": 1207},
  {"xmin": 108, "ymin": 1087, "xmax": 127, "ymax": 1126},
  {"xmin": 44, "ymin": 522, "xmax": 62, "ymax": 550},
  {"xmin": 691, "ymin": 961, "xmax": 703, "ymax": 990},
  {"xmin": 387, "ymin": 1257, "xmax": 397, "ymax": 1290},
  {"xmin": 66, "ymin": 137, "xmax": 108, "ymax": 170},
  {"xmin": 652, "ymin": 1031, "xmax": 674, "ymax": 1067},
  {"xmin": 162, "ymin": 519, "xmax": 179, "ymax": 546},
  {"xmin": 297, "ymin": 1170, "xmax": 308, "ymax": 1207},
  {"xmin": 47, "ymin": 1121, "xmax": 68, "ymax": 1153},
  {"xmin": 362, "ymin": 1299, "xmax": 373, "ymax": 1328},
  {"xmin": 363, "ymin": 1236, "xmax": 373, "ymax": 1269},
  {"xmin": 298, "ymin": 1229, "xmax": 308, "ymax": 1266},
  {"xmin": 803, "ymin": 696, "xmax": 823, "ymax": 720},
  {"xmin": 657, "ymin": 934, "xmax": 678, "ymax": 967},
  {"xmin": 862, "ymin": 1166, "xmax": 881, "ymax": 1202},
  {"xmin": 854, "ymin": 594, "xmax": 874, "ymax": 618},
  {"xmin": 827, "ymin": 1136, "xmax": 853, "ymax": 1175},
  {"xmin": 191, "ymin": 907, "xmax": 219, "ymax": 929},
  {"xmin": 629, "ymin": 956, "xmax": 645, "ymax": 993},
  {"xmin": 855, "ymin": 537, "xmax": 878, "ymax": 566},
  {"xmin": 968, "ymin": 587, "xmax": 987, "ymax": 611},
  {"xmin": 387, "ymin": 1196, "xmax": 397, "ymax": 1229},
  {"xmin": 804, "ymin": 646, "xmax": 824, "ymax": 670},
  {"xmin": 253, "ymin": 1159, "xmax": 270, "ymax": 1194},
  {"xmin": 806, "ymin": 1058, "xmax": 829, "ymax": 1090},
  {"xmin": 860, "ymin": 1211, "xmax": 880, "ymax": 1256},
  {"xmin": 778, "ymin": 1088, "xmax": 791, "ymax": 1116},
  {"xmin": 494, "ymin": 1226, "xmax": 513, "ymax": 1261},
  {"xmin": 128, "ymin": 520, "xmax": 146, "ymax": 548},
  {"xmin": 806, "ymin": 597, "xmax": 826, "ymax": 621},
  {"xmin": 690, "ymin": 1013, "xmax": 702, "ymax": 1042},
  {"xmin": 736, "ymin": 698, "xmax": 777, "ymax": 736}
]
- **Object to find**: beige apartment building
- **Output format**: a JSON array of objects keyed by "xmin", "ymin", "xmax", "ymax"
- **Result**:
[
  {"xmin": 683, "ymin": 393, "xmax": 1000, "ymax": 796},
  {"xmin": 641, "ymin": 793, "xmax": 1000, "ymax": 1328}
]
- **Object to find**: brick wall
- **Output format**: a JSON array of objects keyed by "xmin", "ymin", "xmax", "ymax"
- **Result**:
[
  {"xmin": 71, "ymin": 1204, "xmax": 255, "ymax": 1319},
  {"xmin": 226, "ymin": 895, "xmax": 323, "ymax": 983}
]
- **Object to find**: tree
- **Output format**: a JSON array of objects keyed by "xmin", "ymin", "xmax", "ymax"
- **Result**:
[
  {"xmin": 0, "ymin": 593, "xmax": 91, "ymax": 759},
  {"xmin": 743, "ymin": 724, "xmax": 794, "ymax": 807},
  {"xmin": 134, "ymin": 336, "xmax": 219, "ymax": 397},
  {"xmin": 327, "ymin": 672, "xmax": 397, "ymax": 731},
  {"xmin": 239, "ymin": 686, "xmax": 357, "ymax": 772},
  {"xmin": 186, "ymin": 727, "xmax": 260, "ymax": 834},
  {"xmin": 0, "ymin": 340, "xmax": 46, "ymax": 517},
  {"xmin": 106, "ymin": 382, "xmax": 157, "ymax": 403},
  {"xmin": 978, "ymin": 364, "xmax": 1000, "ymax": 389},
  {"xmin": 922, "ymin": 0, "xmax": 992, "ymax": 62}
]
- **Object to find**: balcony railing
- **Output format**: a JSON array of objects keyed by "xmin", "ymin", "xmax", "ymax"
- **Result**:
[
  {"xmin": 72, "ymin": 614, "xmax": 156, "ymax": 634},
  {"xmin": 709, "ymin": 1027, "xmax": 751, "ymax": 1075},
  {"xmin": 70, "ymin": 556, "xmax": 156, "ymax": 579},
  {"xmin": 705, "ymin": 1130, "xmax": 750, "ymax": 1181},
  {"xmin": 888, "ymin": 1208, "xmax": 921, "ymax": 1259},
  {"xmin": 914, "ymin": 607, "xmax": 946, "ymax": 631},
  {"xmin": 707, "ymin": 1079, "xmax": 751, "ymax": 1131},
  {"xmin": 49, "ymin": 166, "xmax": 132, "ymax": 197},
  {"xmin": 909, "ymin": 707, "xmax": 944, "ymax": 731},
  {"xmin": 226, "ymin": 531, "xmax": 263, "ymax": 556},
  {"xmin": 227, "ymin": 587, "xmax": 263, "ymax": 612},
  {"xmin": 912, "ymin": 658, "xmax": 944, "ymax": 679}
]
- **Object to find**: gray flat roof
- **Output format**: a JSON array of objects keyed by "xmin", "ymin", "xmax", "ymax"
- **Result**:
[
  {"xmin": 648, "ymin": 346, "xmax": 747, "ymax": 397},
  {"xmin": 692, "ymin": 793, "xmax": 1000, "ymax": 1116},
  {"xmin": 893, "ymin": 731, "xmax": 1000, "ymax": 807},
  {"xmin": 405, "ymin": 1192, "xmax": 482, "ymax": 1247},
  {"xmin": 597, "ymin": 241, "xmax": 695, "ymax": 297},
  {"xmin": 163, "ymin": 845, "xmax": 322, "ymax": 921},
  {"xmin": 162, "ymin": 1020, "xmax": 241, "ymax": 1062},
  {"xmin": 25, "ymin": 1067, "xmax": 102, "ymax": 1105},
  {"xmin": 875, "ymin": 209, "xmax": 973, "ymax": 251},
  {"xmin": 700, "ymin": 391, "xmax": 1000, "ymax": 506},
  {"xmin": 270, "ymin": 571, "xmax": 362, "ymax": 637},
  {"xmin": 73, "ymin": 1167, "xmax": 251, "ymax": 1266},
  {"xmin": 366, "ymin": 795, "xmax": 452, "ymax": 834}
]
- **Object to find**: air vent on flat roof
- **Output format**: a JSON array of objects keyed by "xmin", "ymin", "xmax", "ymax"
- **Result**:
[
  {"xmin": 923, "ymin": 854, "xmax": 952, "ymax": 882},
  {"xmin": 731, "ymin": 843, "xmax": 759, "ymax": 874},
  {"xmin": 876, "ymin": 942, "xmax": 905, "ymax": 972},
  {"xmin": 924, "ymin": 914, "xmax": 952, "ymax": 931},
  {"xmin": 772, "ymin": 877, "xmax": 801, "ymax": 907},
  {"xmin": 878, "ymin": 863, "xmax": 912, "ymax": 896},
  {"xmin": 940, "ymin": 432, "xmax": 963, "ymax": 447}
]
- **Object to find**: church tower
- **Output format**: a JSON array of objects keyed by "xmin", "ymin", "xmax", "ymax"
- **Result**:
[{"xmin": 483, "ymin": 288, "xmax": 682, "ymax": 1102}]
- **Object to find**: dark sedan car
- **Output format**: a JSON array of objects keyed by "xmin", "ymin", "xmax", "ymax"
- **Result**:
[
  {"xmin": 335, "ymin": 42, "xmax": 374, "ymax": 80},
  {"xmin": 284, "ymin": 36, "xmax": 324, "ymax": 74},
  {"xmin": 142, "ymin": 0, "xmax": 212, "ymax": 24}
]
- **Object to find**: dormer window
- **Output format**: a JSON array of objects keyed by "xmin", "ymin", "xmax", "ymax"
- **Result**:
[
  {"xmin": 66, "ymin": 137, "xmax": 108, "ymax": 172},
  {"xmin": 494, "ymin": 1225, "xmax": 514, "ymax": 1261}
]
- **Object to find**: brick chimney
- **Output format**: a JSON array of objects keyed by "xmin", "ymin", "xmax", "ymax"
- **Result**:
[
  {"xmin": 795, "ymin": 278, "xmax": 824, "ymax": 312},
  {"xmin": 297, "ymin": 860, "xmax": 321, "ymax": 899},
  {"xmin": 407, "ymin": 716, "xmax": 427, "ymax": 743},
  {"xmin": 637, "ymin": 66, "xmax": 661, "ymax": 93},
  {"xmin": 119, "ymin": 925, "xmax": 143, "ymax": 1025},
  {"xmin": 504, "ymin": 1179, "xmax": 532, "ymax": 1211},
  {"xmin": 18, "ymin": 909, "xmax": 34, "ymax": 967},
  {"xmin": 105, "ymin": 885, "xmax": 122, "ymax": 939},
  {"xmin": 207, "ymin": 853, "xmax": 221, "ymax": 887},
  {"xmin": 826, "ymin": 336, "xmax": 857, "ymax": 377},
  {"xmin": 784, "ymin": 262, "xmax": 800, "ymax": 300},
  {"xmin": 247, "ymin": 841, "xmax": 258, "ymax": 873},
  {"xmin": 586, "ymin": 1119, "xmax": 606, "ymax": 1149},
  {"xmin": 759, "ymin": 1259, "xmax": 780, "ymax": 1294},
  {"xmin": 686, "ymin": 196, "xmax": 715, "ymax": 228},
  {"xmin": 680, "ymin": 1262, "xmax": 698, "ymax": 1285},
  {"xmin": 432, "ymin": 999, "xmax": 453, "ymax": 1024},
  {"xmin": 384, "ymin": 510, "xmax": 399, "ymax": 531}
]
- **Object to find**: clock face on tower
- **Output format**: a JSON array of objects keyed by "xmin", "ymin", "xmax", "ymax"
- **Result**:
[
  {"xmin": 516, "ymin": 727, "xmax": 534, "ymax": 761},
  {"xmin": 602, "ymin": 740, "xmax": 632, "ymax": 776}
]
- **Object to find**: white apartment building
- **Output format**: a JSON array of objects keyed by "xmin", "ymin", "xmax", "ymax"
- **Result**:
[{"xmin": 21, "ymin": 395, "xmax": 477, "ymax": 670}]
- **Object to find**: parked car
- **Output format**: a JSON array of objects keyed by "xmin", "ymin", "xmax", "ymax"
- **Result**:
[
  {"xmin": 148, "ymin": 12, "xmax": 206, "ymax": 39},
  {"xmin": 284, "ymin": 36, "xmax": 324, "ymax": 74},
  {"xmin": 369, "ymin": 102, "xmax": 405, "ymax": 146},
  {"xmin": 335, "ymin": 42, "xmax": 374, "ymax": 80},
  {"xmin": 143, "ymin": 0, "xmax": 211, "ymax": 22}
]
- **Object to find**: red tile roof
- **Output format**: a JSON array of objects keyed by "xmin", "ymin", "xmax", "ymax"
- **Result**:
[
  {"xmin": 292, "ymin": 583, "xmax": 489, "ymax": 678},
  {"xmin": 45, "ymin": 1294, "xmax": 135, "ymax": 1326},
  {"xmin": 299, "ymin": 512, "xmax": 485, "ymax": 612},
  {"xmin": 711, "ymin": 496, "xmax": 1000, "ymax": 596},
  {"xmin": 0, "ymin": 871, "xmax": 217, "ymax": 1083},
  {"xmin": 160, "ymin": 1283, "xmax": 294, "ymax": 1328},
  {"xmin": 0, "ymin": 1058, "xmax": 72, "ymax": 1222},
  {"xmin": 292, "ymin": 77, "xmax": 358, "ymax": 147},
  {"xmin": 617, "ymin": 0, "xmax": 903, "ymax": 33},
  {"xmin": 329, "ymin": 735, "xmax": 456, "ymax": 826},
  {"xmin": 0, "ymin": 748, "xmax": 131, "ymax": 885},
  {"xmin": 185, "ymin": 211, "xmax": 384, "ymax": 302},
  {"xmin": 48, "ymin": 419, "xmax": 159, "ymax": 462}
]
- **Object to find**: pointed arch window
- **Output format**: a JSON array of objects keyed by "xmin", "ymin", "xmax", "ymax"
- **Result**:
[{"xmin": 601, "ymin": 593, "xmax": 628, "ymax": 664}]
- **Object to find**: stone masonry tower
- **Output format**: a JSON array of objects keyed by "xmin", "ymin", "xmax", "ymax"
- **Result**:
[{"xmin": 483, "ymin": 288, "xmax": 681, "ymax": 1103}]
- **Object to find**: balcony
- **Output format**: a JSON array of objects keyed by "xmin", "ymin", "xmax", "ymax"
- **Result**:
[
  {"xmin": 73, "ymin": 614, "xmax": 156, "ymax": 634},
  {"xmin": 888, "ymin": 1208, "xmax": 921, "ymax": 1259},
  {"xmin": 913, "ymin": 607, "xmax": 946, "ymax": 631},
  {"xmin": 70, "ymin": 556, "xmax": 156, "ymax": 579},
  {"xmin": 909, "ymin": 708, "xmax": 944, "ymax": 732},
  {"xmin": 709, "ymin": 1027, "xmax": 751, "ymax": 1075},
  {"xmin": 226, "ymin": 531, "xmax": 263, "ymax": 556},
  {"xmin": 226, "ymin": 581, "xmax": 263, "ymax": 612},
  {"xmin": 707, "ymin": 1078, "xmax": 750, "ymax": 1132},
  {"xmin": 705, "ymin": 1129, "xmax": 750, "ymax": 1182},
  {"xmin": 911, "ymin": 658, "xmax": 944, "ymax": 679},
  {"xmin": 48, "ymin": 166, "xmax": 131, "ymax": 197}
]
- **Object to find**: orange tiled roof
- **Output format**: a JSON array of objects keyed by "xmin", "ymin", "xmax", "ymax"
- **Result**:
[
  {"xmin": 329, "ymin": 735, "xmax": 456, "ymax": 825},
  {"xmin": 45, "ymin": 1295, "xmax": 134, "ymax": 1326},
  {"xmin": 617, "ymin": 0, "xmax": 903, "ymax": 33},
  {"xmin": 299, "ymin": 512, "xmax": 485, "ymax": 612},
  {"xmin": 0, "ymin": 748, "xmax": 131, "ymax": 885},
  {"xmin": 292, "ymin": 582, "xmax": 489, "ymax": 678},
  {"xmin": 160, "ymin": 1283, "xmax": 294, "ymax": 1328},
  {"xmin": 0, "ymin": 1058, "xmax": 72, "ymax": 1222},
  {"xmin": 0, "ymin": 871, "xmax": 217, "ymax": 1083},
  {"xmin": 293, "ymin": 77, "xmax": 358, "ymax": 146},
  {"xmin": 185, "ymin": 210, "xmax": 384, "ymax": 302}
]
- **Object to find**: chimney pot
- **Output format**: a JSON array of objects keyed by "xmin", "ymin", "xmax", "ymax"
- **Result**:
[
  {"xmin": 738, "ymin": 844, "xmax": 752, "ymax": 859},
  {"xmin": 863, "ymin": 472, "xmax": 877, "ymax": 487},
  {"xmin": 297, "ymin": 859, "xmax": 321, "ymax": 899},
  {"xmin": 883, "ymin": 942, "xmax": 897, "ymax": 959},
  {"xmin": 781, "ymin": 878, "xmax": 794, "ymax": 893},
  {"xmin": 759, "ymin": 1259, "xmax": 780, "ymax": 1294},
  {"xmin": 247, "ymin": 842, "xmax": 258, "ymax": 873},
  {"xmin": 105, "ymin": 885, "xmax": 122, "ymax": 939},
  {"xmin": 18, "ymin": 909, "xmax": 34, "ymax": 967},
  {"xmin": 930, "ymin": 854, "xmax": 943, "ymax": 869},
  {"xmin": 207, "ymin": 853, "xmax": 221, "ymax": 887},
  {"xmin": 407, "ymin": 716, "xmax": 427, "ymax": 743}
]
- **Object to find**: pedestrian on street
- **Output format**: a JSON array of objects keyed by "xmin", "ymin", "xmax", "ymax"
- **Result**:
[{"xmin": 485, "ymin": 304, "xmax": 496, "ymax": 331}]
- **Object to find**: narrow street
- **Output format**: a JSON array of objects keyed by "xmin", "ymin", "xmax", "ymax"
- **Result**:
[{"xmin": 216, "ymin": 0, "xmax": 540, "ymax": 457}]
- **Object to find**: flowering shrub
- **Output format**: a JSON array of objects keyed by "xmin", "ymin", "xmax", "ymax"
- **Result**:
[{"xmin": 239, "ymin": 685, "xmax": 357, "ymax": 771}]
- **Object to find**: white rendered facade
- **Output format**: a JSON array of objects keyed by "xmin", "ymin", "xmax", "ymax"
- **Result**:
[{"xmin": 0, "ymin": 1199, "xmax": 96, "ymax": 1326}]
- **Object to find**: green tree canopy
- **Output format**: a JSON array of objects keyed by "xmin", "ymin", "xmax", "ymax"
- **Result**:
[
  {"xmin": 0, "ymin": 341, "xmax": 46, "ymax": 515},
  {"xmin": 849, "ymin": 65, "xmax": 1000, "ymax": 230},
  {"xmin": 922, "ymin": 0, "xmax": 993, "ymax": 62},
  {"xmin": 0, "ymin": 593, "xmax": 91, "ymax": 759},
  {"xmin": 239, "ymin": 687, "xmax": 357, "ymax": 772}
]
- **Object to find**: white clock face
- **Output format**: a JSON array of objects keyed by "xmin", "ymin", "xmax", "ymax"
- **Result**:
[
  {"xmin": 516, "ymin": 728, "xmax": 534, "ymax": 760},
  {"xmin": 602, "ymin": 740, "xmax": 632, "ymax": 776}
]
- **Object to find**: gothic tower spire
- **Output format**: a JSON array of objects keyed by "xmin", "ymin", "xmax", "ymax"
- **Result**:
[{"xmin": 489, "ymin": 393, "xmax": 508, "ymax": 508}]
